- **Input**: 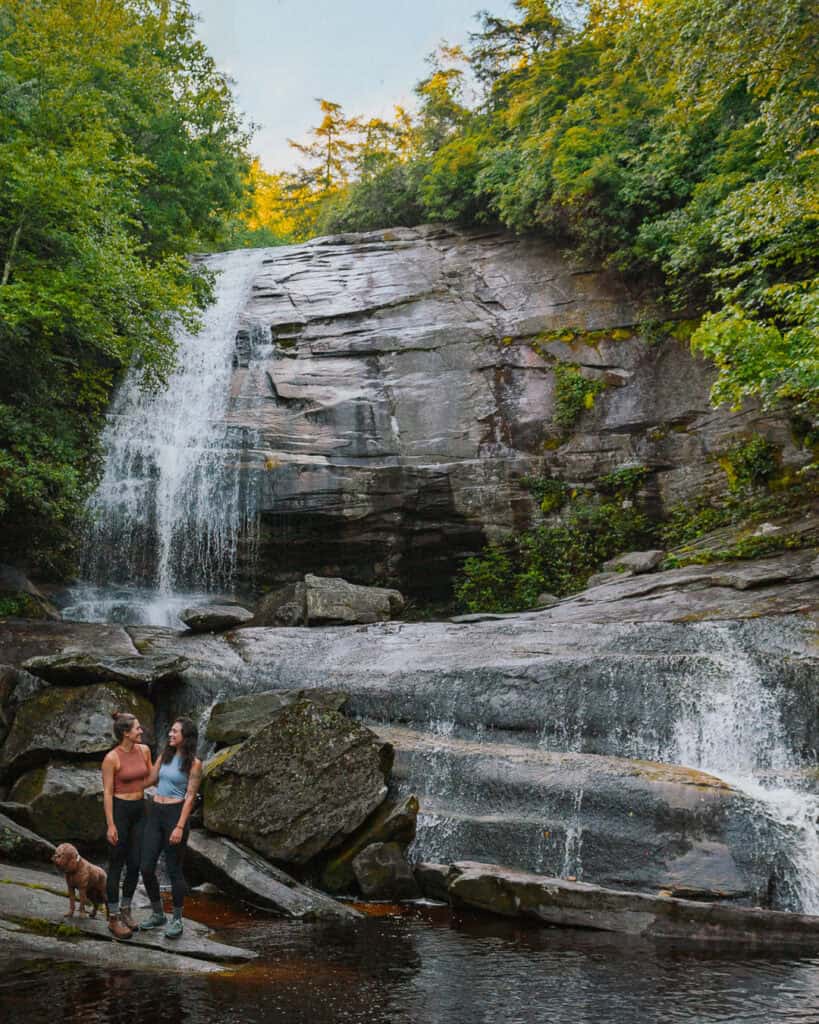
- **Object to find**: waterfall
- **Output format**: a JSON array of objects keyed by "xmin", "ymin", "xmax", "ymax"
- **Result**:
[
  {"xmin": 669, "ymin": 622, "xmax": 819, "ymax": 913},
  {"xmin": 65, "ymin": 249, "xmax": 266, "ymax": 626}
]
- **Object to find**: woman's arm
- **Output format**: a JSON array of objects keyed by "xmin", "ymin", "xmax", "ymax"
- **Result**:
[
  {"xmin": 101, "ymin": 753, "xmax": 118, "ymax": 845},
  {"xmin": 143, "ymin": 746, "xmax": 161, "ymax": 786},
  {"xmin": 170, "ymin": 759, "xmax": 202, "ymax": 843}
]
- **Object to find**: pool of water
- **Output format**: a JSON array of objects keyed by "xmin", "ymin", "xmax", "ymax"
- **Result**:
[{"xmin": 3, "ymin": 897, "xmax": 819, "ymax": 1024}]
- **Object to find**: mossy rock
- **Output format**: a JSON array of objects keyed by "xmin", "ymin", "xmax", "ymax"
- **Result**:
[
  {"xmin": 0, "ymin": 683, "xmax": 154, "ymax": 777},
  {"xmin": 9, "ymin": 761, "xmax": 105, "ymax": 845},
  {"xmin": 0, "ymin": 810, "xmax": 55, "ymax": 863},
  {"xmin": 203, "ymin": 700, "xmax": 392, "ymax": 865}
]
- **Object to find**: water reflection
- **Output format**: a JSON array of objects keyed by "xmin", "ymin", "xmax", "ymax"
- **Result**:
[{"xmin": 3, "ymin": 902, "xmax": 819, "ymax": 1024}]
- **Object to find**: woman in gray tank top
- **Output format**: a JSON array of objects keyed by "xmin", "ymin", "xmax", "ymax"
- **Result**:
[{"xmin": 139, "ymin": 717, "xmax": 202, "ymax": 939}]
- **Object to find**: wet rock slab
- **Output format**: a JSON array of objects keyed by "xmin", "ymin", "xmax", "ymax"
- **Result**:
[
  {"xmin": 448, "ymin": 861, "xmax": 819, "ymax": 945},
  {"xmin": 379, "ymin": 726, "xmax": 762, "ymax": 900},
  {"xmin": 0, "ymin": 862, "xmax": 256, "ymax": 969},
  {"xmin": 186, "ymin": 829, "xmax": 361, "ymax": 920},
  {"xmin": 21, "ymin": 652, "xmax": 189, "ymax": 693}
]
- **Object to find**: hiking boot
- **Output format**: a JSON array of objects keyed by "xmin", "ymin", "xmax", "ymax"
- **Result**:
[
  {"xmin": 141, "ymin": 909, "xmax": 166, "ymax": 930},
  {"xmin": 108, "ymin": 915, "xmax": 133, "ymax": 941},
  {"xmin": 164, "ymin": 915, "xmax": 183, "ymax": 939},
  {"xmin": 119, "ymin": 907, "xmax": 139, "ymax": 932}
]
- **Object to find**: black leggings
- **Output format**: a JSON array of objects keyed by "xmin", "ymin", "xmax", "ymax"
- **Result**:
[
  {"xmin": 107, "ymin": 797, "xmax": 145, "ymax": 906},
  {"xmin": 141, "ymin": 801, "xmax": 190, "ymax": 910}
]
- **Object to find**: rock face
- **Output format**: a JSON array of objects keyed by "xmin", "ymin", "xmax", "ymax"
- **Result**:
[
  {"xmin": 0, "ymin": 683, "xmax": 154, "ymax": 777},
  {"xmin": 203, "ymin": 700, "xmax": 393, "ymax": 864},
  {"xmin": 203, "ymin": 227, "xmax": 803, "ymax": 596},
  {"xmin": 9, "ymin": 761, "xmax": 105, "ymax": 844}
]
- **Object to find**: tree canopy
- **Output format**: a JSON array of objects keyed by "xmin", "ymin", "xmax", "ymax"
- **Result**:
[
  {"xmin": 0, "ymin": 0, "xmax": 250, "ymax": 572},
  {"xmin": 249, "ymin": 0, "xmax": 818, "ymax": 423}
]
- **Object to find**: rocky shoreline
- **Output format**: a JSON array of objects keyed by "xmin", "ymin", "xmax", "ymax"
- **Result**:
[{"xmin": 0, "ymin": 545, "xmax": 817, "ymax": 957}]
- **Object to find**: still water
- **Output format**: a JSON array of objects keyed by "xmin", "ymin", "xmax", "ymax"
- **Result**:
[{"xmin": 3, "ymin": 897, "xmax": 819, "ymax": 1024}]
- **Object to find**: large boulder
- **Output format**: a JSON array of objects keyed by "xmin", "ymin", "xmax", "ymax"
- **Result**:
[
  {"xmin": 352, "ymin": 842, "xmax": 421, "ymax": 901},
  {"xmin": 9, "ymin": 761, "xmax": 105, "ymax": 845},
  {"xmin": 180, "ymin": 605, "xmax": 254, "ymax": 633},
  {"xmin": 203, "ymin": 700, "xmax": 393, "ymax": 864},
  {"xmin": 21, "ymin": 652, "xmax": 188, "ymax": 693},
  {"xmin": 185, "ymin": 829, "xmax": 361, "ymax": 920},
  {"xmin": 0, "ymin": 683, "xmax": 154, "ymax": 777},
  {"xmin": 320, "ymin": 794, "xmax": 419, "ymax": 894},
  {"xmin": 207, "ymin": 688, "xmax": 349, "ymax": 746},
  {"xmin": 0, "ymin": 810, "xmax": 55, "ymax": 863},
  {"xmin": 305, "ymin": 575, "xmax": 404, "ymax": 625},
  {"xmin": 252, "ymin": 575, "xmax": 404, "ymax": 627},
  {"xmin": 602, "ymin": 550, "xmax": 666, "ymax": 574}
]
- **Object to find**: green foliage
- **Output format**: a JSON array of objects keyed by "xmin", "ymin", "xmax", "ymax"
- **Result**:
[
  {"xmin": 597, "ymin": 464, "xmax": 649, "ymax": 496},
  {"xmin": 520, "ymin": 474, "xmax": 568, "ymax": 513},
  {"xmin": 455, "ymin": 494, "xmax": 654, "ymax": 612},
  {"xmin": 659, "ymin": 478, "xmax": 817, "ymax": 549},
  {"xmin": 553, "ymin": 363, "xmax": 606, "ymax": 428},
  {"xmin": 0, "ymin": 0, "xmax": 249, "ymax": 573},
  {"xmin": 271, "ymin": 0, "xmax": 818, "ymax": 427},
  {"xmin": 720, "ymin": 437, "xmax": 780, "ymax": 490}
]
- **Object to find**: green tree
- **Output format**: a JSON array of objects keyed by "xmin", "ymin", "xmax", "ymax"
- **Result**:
[{"xmin": 0, "ymin": 0, "xmax": 249, "ymax": 573}]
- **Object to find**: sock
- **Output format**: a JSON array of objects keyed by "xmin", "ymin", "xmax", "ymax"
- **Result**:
[
  {"xmin": 121, "ymin": 899, "xmax": 131, "ymax": 911},
  {"xmin": 109, "ymin": 903, "xmax": 120, "ymax": 915},
  {"xmin": 172, "ymin": 908, "xmax": 182, "ymax": 920},
  {"xmin": 151, "ymin": 900, "xmax": 163, "ymax": 914}
]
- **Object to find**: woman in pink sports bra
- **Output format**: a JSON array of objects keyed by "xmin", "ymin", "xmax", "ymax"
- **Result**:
[{"xmin": 101, "ymin": 711, "xmax": 151, "ymax": 941}]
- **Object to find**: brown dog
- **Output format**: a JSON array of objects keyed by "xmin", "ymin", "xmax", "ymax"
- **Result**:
[{"xmin": 52, "ymin": 843, "xmax": 108, "ymax": 919}]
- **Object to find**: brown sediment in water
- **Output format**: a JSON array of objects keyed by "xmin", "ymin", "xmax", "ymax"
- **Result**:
[
  {"xmin": 211, "ymin": 958, "xmax": 362, "ymax": 987},
  {"xmin": 182, "ymin": 893, "xmax": 260, "ymax": 929}
]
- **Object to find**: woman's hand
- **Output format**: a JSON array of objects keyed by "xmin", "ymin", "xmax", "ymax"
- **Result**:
[
  {"xmin": 107, "ymin": 824, "xmax": 119, "ymax": 846},
  {"xmin": 170, "ymin": 825, "xmax": 184, "ymax": 845}
]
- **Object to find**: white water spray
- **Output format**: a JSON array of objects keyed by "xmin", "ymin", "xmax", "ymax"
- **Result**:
[
  {"xmin": 75, "ymin": 249, "xmax": 265, "ymax": 622},
  {"xmin": 670, "ymin": 623, "xmax": 819, "ymax": 912}
]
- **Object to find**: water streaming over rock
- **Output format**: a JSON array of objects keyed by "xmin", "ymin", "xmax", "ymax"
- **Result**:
[
  {"xmin": 70, "ymin": 249, "xmax": 266, "ymax": 625},
  {"xmin": 668, "ymin": 623, "xmax": 819, "ymax": 913}
]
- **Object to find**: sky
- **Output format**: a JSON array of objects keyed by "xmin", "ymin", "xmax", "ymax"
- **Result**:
[{"xmin": 189, "ymin": 0, "xmax": 516, "ymax": 172}]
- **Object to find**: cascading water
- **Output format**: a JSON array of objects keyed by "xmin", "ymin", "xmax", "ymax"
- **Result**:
[
  {"xmin": 63, "ymin": 249, "xmax": 266, "ymax": 626},
  {"xmin": 669, "ymin": 622, "xmax": 819, "ymax": 913}
]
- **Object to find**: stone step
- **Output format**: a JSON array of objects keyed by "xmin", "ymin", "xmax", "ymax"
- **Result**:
[{"xmin": 372, "ymin": 725, "xmax": 791, "ymax": 905}]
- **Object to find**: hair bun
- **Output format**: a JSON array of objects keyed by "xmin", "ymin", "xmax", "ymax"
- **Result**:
[{"xmin": 111, "ymin": 711, "xmax": 122, "ymax": 721}]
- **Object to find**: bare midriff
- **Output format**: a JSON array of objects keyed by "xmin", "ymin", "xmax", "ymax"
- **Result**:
[{"xmin": 113, "ymin": 744, "xmax": 148, "ymax": 799}]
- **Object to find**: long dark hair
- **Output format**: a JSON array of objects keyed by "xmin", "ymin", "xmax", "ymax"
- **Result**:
[{"xmin": 161, "ymin": 717, "xmax": 198, "ymax": 776}]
